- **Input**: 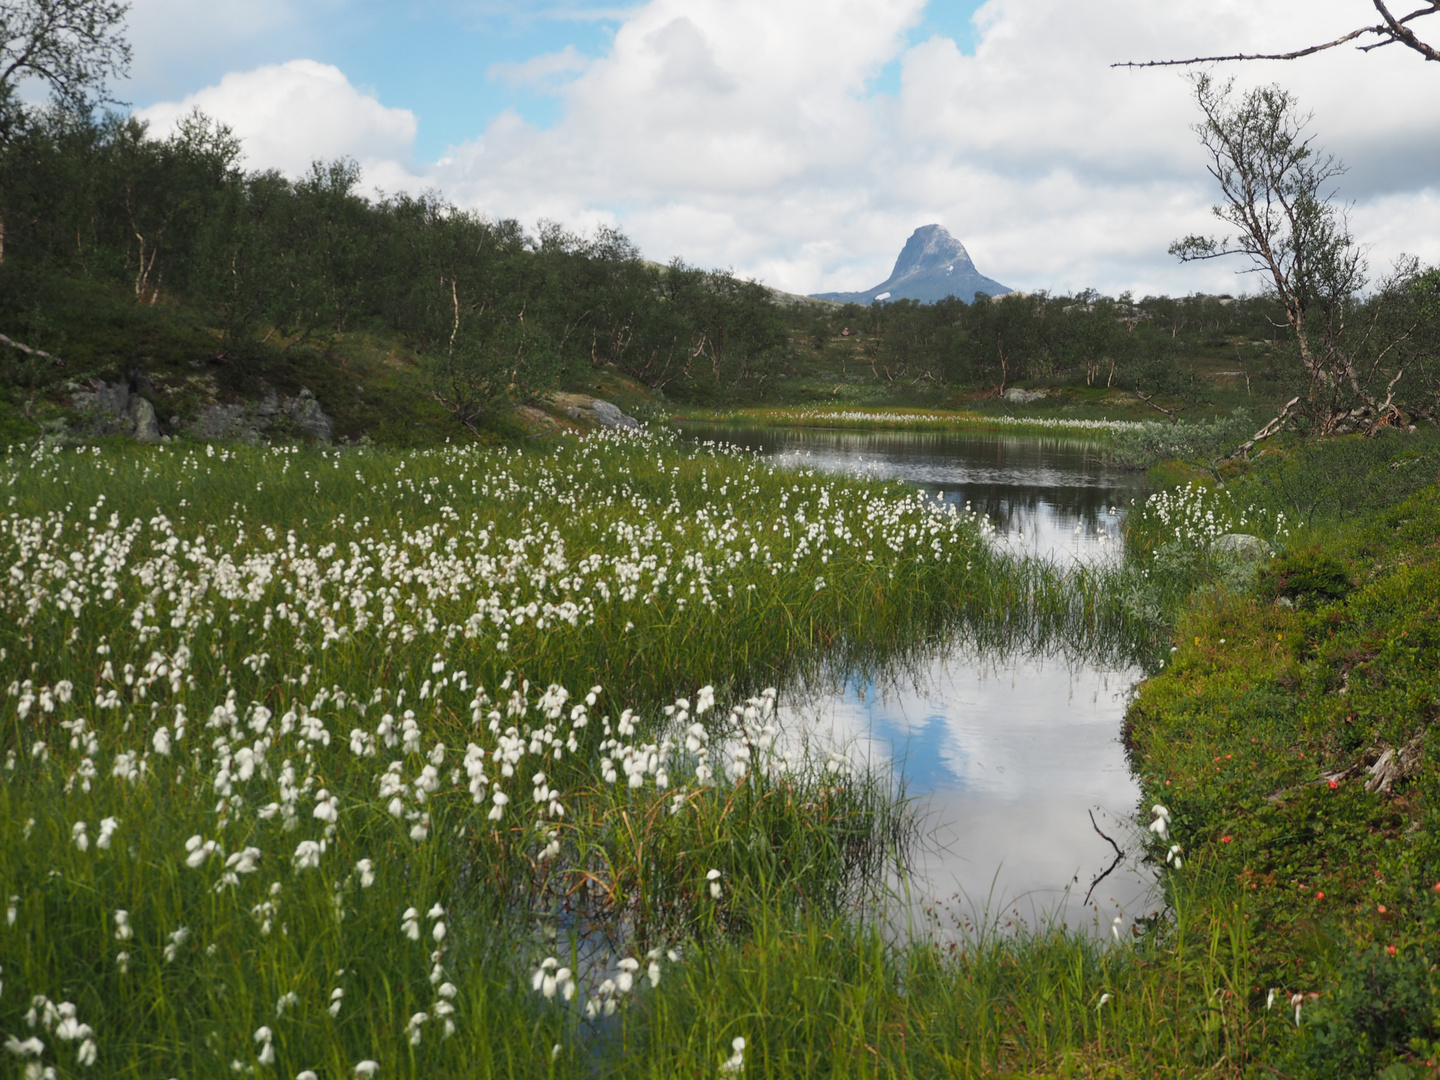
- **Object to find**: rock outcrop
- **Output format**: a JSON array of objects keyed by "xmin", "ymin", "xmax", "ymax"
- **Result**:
[
  {"xmin": 811, "ymin": 225, "xmax": 1013, "ymax": 305},
  {"xmin": 189, "ymin": 386, "xmax": 335, "ymax": 444},
  {"xmin": 72, "ymin": 372, "xmax": 164, "ymax": 442},
  {"xmin": 72, "ymin": 373, "xmax": 334, "ymax": 444},
  {"xmin": 552, "ymin": 393, "xmax": 642, "ymax": 430}
]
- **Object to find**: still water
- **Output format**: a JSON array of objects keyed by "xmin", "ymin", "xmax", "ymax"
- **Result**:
[{"xmin": 682, "ymin": 424, "xmax": 1156, "ymax": 932}]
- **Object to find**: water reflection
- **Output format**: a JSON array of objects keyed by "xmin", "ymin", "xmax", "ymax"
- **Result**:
[
  {"xmin": 780, "ymin": 650, "xmax": 1156, "ymax": 933},
  {"xmin": 683, "ymin": 424, "xmax": 1160, "ymax": 932},
  {"xmin": 678, "ymin": 424, "xmax": 1147, "ymax": 563}
]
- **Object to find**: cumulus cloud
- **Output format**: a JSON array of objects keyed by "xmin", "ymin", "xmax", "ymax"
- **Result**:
[
  {"xmin": 135, "ymin": 60, "xmax": 419, "ymax": 185},
  {"xmin": 132, "ymin": 0, "xmax": 1440, "ymax": 298}
]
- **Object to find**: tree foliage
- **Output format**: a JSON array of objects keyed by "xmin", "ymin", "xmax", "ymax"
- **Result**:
[
  {"xmin": 2, "ymin": 95, "xmax": 1438, "ymax": 431},
  {"xmin": 1172, "ymin": 76, "xmax": 1420, "ymax": 433},
  {"xmin": 0, "ymin": 0, "xmax": 130, "ymax": 142},
  {"xmin": 0, "ymin": 109, "xmax": 794, "ymax": 424}
]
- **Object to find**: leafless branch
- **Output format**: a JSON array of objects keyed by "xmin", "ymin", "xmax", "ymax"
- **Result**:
[
  {"xmin": 1083, "ymin": 811, "xmax": 1126, "ymax": 908},
  {"xmin": 1114, "ymin": 1, "xmax": 1440, "ymax": 68}
]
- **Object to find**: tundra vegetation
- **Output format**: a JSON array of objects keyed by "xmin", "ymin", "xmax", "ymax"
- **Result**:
[
  {"xmin": 5, "ymin": 101, "xmax": 1440, "ymax": 443},
  {"xmin": 5, "ymin": 5, "xmax": 1440, "ymax": 1075},
  {"xmin": 4, "ymin": 423, "xmax": 1440, "ymax": 1078}
]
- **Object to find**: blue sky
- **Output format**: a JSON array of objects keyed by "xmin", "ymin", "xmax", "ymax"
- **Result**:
[
  {"xmin": 125, "ymin": 0, "xmax": 1440, "ymax": 297},
  {"xmin": 128, "ymin": 1, "xmax": 987, "ymax": 160}
]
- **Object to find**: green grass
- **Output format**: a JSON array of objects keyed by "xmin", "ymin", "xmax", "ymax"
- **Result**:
[
  {"xmin": 1119, "ymin": 430, "xmax": 1440, "ymax": 1078},
  {"xmin": 0, "ymin": 426, "xmax": 1159, "ymax": 1078},
  {"xmin": 7, "ymin": 422, "xmax": 1436, "ymax": 1078}
]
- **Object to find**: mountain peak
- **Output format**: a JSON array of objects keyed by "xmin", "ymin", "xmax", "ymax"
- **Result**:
[
  {"xmin": 810, "ymin": 225, "xmax": 1010, "ymax": 305},
  {"xmin": 888, "ymin": 224, "xmax": 976, "ymax": 282}
]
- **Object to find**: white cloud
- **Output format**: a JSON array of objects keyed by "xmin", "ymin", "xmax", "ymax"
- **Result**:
[
  {"xmin": 132, "ymin": 0, "xmax": 1440, "ymax": 298},
  {"xmin": 135, "ymin": 60, "xmax": 419, "ymax": 183},
  {"xmin": 488, "ymin": 46, "xmax": 591, "ymax": 88}
]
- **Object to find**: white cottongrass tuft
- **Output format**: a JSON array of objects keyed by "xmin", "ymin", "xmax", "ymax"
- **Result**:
[
  {"xmin": 720, "ymin": 1035, "xmax": 746, "ymax": 1073},
  {"xmin": 292, "ymin": 840, "xmax": 323, "ymax": 871},
  {"xmin": 1148, "ymin": 804, "xmax": 1171, "ymax": 841}
]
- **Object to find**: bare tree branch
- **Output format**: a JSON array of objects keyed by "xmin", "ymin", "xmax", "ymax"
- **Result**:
[{"xmin": 1114, "ymin": 1, "xmax": 1440, "ymax": 68}]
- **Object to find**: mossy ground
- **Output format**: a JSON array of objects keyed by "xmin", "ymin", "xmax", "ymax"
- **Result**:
[{"xmin": 1124, "ymin": 440, "xmax": 1440, "ymax": 1077}]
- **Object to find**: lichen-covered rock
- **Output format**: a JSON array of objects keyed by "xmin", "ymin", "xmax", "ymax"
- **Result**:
[
  {"xmin": 185, "ymin": 388, "xmax": 333, "ymax": 444},
  {"xmin": 129, "ymin": 397, "xmax": 161, "ymax": 443},
  {"xmin": 190, "ymin": 403, "xmax": 253, "ymax": 441},
  {"xmin": 560, "ymin": 395, "xmax": 641, "ymax": 429},
  {"xmin": 286, "ymin": 388, "xmax": 333, "ymax": 442},
  {"xmin": 73, "ymin": 380, "xmax": 132, "ymax": 417}
]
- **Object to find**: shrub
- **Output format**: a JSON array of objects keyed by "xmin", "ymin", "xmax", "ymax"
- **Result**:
[{"xmin": 1257, "ymin": 549, "xmax": 1352, "ymax": 609}]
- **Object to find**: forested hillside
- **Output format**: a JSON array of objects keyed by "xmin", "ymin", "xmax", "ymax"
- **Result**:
[{"xmin": 4, "ymin": 109, "xmax": 1440, "ymax": 442}]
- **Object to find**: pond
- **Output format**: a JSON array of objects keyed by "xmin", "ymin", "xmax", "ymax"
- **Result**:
[{"xmin": 679, "ymin": 424, "xmax": 1156, "ymax": 933}]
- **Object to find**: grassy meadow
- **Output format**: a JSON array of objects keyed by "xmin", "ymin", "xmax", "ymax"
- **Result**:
[
  {"xmin": 0, "ymin": 426, "xmax": 1136, "ymax": 1079},
  {"xmin": 4, "ymin": 422, "xmax": 1439, "ymax": 1078}
]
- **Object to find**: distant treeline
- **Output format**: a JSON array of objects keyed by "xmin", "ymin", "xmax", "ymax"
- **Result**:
[
  {"xmin": 3, "ymin": 109, "xmax": 1438, "ymax": 423},
  {"xmin": 0, "ymin": 111, "xmax": 790, "ymax": 423},
  {"xmin": 808, "ymin": 283, "xmax": 1440, "ymax": 424}
]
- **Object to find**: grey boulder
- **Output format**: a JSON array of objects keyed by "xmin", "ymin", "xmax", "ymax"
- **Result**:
[{"xmin": 129, "ymin": 397, "xmax": 161, "ymax": 443}]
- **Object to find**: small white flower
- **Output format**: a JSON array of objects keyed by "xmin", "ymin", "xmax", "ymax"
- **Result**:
[
  {"xmin": 406, "ymin": 1011, "xmax": 428, "ymax": 1046},
  {"xmin": 298, "ymin": 1073, "xmax": 319, "ymax": 1080},
  {"xmin": 353, "ymin": 1062, "xmax": 380, "ymax": 1078},
  {"xmin": 1292, "ymin": 992, "xmax": 1305, "ymax": 1027},
  {"xmin": 71, "ymin": 822, "xmax": 89, "ymax": 852},
  {"xmin": 115, "ymin": 951, "xmax": 130, "ymax": 974},
  {"xmin": 1097, "ymin": 993, "xmax": 1112, "ymax": 1010},
  {"xmin": 113, "ymin": 909, "xmax": 132, "ymax": 941},
  {"xmin": 293, "ymin": 840, "xmax": 323, "ymax": 871},
  {"xmin": 720, "ymin": 1035, "xmax": 746, "ymax": 1073},
  {"xmin": 616, "ymin": 957, "xmax": 640, "ymax": 994},
  {"xmin": 707, "ymin": 868, "xmax": 723, "ymax": 900},
  {"xmin": 328, "ymin": 987, "xmax": 345, "ymax": 1017},
  {"xmin": 275, "ymin": 992, "xmax": 299, "ymax": 1017},
  {"xmin": 1266, "ymin": 987, "xmax": 1278, "ymax": 1010},
  {"xmin": 401, "ymin": 907, "xmax": 421, "ymax": 940},
  {"xmin": 4, "ymin": 1035, "xmax": 45, "ymax": 1057},
  {"xmin": 533, "ymin": 957, "xmax": 559, "ymax": 998},
  {"xmin": 254, "ymin": 1026, "xmax": 275, "ymax": 1064},
  {"xmin": 97, "ymin": 817, "xmax": 119, "ymax": 850},
  {"xmin": 355, "ymin": 859, "xmax": 375, "ymax": 888},
  {"xmin": 185, "ymin": 835, "xmax": 219, "ymax": 868},
  {"xmin": 1111, "ymin": 917, "xmax": 1123, "ymax": 943},
  {"xmin": 163, "ymin": 926, "xmax": 190, "ymax": 963}
]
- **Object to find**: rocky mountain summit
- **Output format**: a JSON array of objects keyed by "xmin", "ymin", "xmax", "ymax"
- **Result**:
[{"xmin": 811, "ymin": 225, "xmax": 1012, "ymax": 305}]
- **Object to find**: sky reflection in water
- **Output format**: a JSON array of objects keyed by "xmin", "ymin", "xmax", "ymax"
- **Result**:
[
  {"xmin": 686, "ymin": 425, "xmax": 1149, "ymax": 564},
  {"xmin": 685, "ymin": 424, "xmax": 1159, "ymax": 931}
]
